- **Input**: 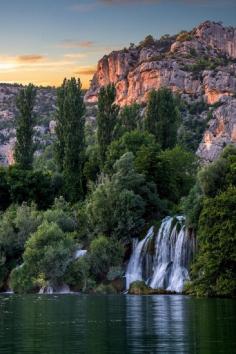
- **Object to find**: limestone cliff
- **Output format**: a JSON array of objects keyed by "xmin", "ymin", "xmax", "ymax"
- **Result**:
[{"xmin": 85, "ymin": 21, "xmax": 236, "ymax": 162}]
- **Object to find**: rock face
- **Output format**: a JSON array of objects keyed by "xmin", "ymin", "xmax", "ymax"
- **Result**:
[
  {"xmin": 197, "ymin": 97, "xmax": 236, "ymax": 162},
  {"xmin": 85, "ymin": 21, "xmax": 236, "ymax": 162},
  {"xmin": 0, "ymin": 84, "xmax": 56, "ymax": 165}
]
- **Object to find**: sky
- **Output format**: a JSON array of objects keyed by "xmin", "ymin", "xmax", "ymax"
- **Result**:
[{"xmin": 0, "ymin": 0, "xmax": 235, "ymax": 88}]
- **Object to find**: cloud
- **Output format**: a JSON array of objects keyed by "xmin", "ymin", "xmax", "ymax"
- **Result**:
[
  {"xmin": 64, "ymin": 53, "xmax": 86, "ymax": 59},
  {"xmin": 74, "ymin": 66, "xmax": 96, "ymax": 75},
  {"xmin": 17, "ymin": 55, "xmax": 46, "ymax": 63},
  {"xmin": 58, "ymin": 40, "xmax": 95, "ymax": 49}
]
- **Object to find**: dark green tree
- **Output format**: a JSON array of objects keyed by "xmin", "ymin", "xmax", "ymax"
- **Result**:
[
  {"xmin": 14, "ymin": 84, "xmax": 37, "ymax": 169},
  {"xmin": 186, "ymin": 186, "xmax": 236, "ymax": 297},
  {"xmin": 145, "ymin": 90, "xmax": 159, "ymax": 136},
  {"xmin": 145, "ymin": 87, "xmax": 180, "ymax": 149},
  {"xmin": 54, "ymin": 79, "xmax": 67, "ymax": 170},
  {"xmin": 55, "ymin": 78, "xmax": 86, "ymax": 202},
  {"xmin": 97, "ymin": 84, "xmax": 119, "ymax": 165},
  {"xmin": 115, "ymin": 103, "xmax": 141, "ymax": 137}
]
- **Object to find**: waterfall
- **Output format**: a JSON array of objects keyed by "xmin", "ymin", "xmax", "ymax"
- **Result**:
[
  {"xmin": 126, "ymin": 227, "xmax": 154, "ymax": 290},
  {"xmin": 74, "ymin": 249, "xmax": 87, "ymax": 259},
  {"xmin": 125, "ymin": 216, "xmax": 195, "ymax": 293}
]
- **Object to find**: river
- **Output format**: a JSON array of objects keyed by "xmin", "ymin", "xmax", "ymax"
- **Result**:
[{"xmin": 0, "ymin": 294, "xmax": 235, "ymax": 354}]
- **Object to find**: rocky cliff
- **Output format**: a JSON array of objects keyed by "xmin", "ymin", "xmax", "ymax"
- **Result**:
[
  {"xmin": 85, "ymin": 21, "xmax": 236, "ymax": 162},
  {"xmin": 0, "ymin": 84, "xmax": 56, "ymax": 165}
]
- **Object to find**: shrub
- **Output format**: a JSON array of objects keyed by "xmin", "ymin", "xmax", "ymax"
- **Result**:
[
  {"xmin": 187, "ymin": 187, "xmax": 236, "ymax": 297},
  {"xmin": 89, "ymin": 236, "xmax": 124, "ymax": 280}
]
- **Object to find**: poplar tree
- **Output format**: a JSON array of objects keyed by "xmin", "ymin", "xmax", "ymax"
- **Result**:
[
  {"xmin": 145, "ymin": 87, "xmax": 179, "ymax": 149},
  {"xmin": 55, "ymin": 78, "xmax": 85, "ymax": 202},
  {"xmin": 97, "ymin": 84, "xmax": 119, "ymax": 165},
  {"xmin": 55, "ymin": 79, "xmax": 67, "ymax": 170},
  {"xmin": 145, "ymin": 90, "xmax": 158, "ymax": 135},
  {"xmin": 14, "ymin": 84, "xmax": 36, "ymax": 169}
]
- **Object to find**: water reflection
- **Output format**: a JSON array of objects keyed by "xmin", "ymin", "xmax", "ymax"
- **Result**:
[
  {"xmin": 126, "ymin": 295, "xmax": 191, "ymax": 353},
  {"xmin": 125, "ymin": 295, "xmax": 236, "ymax": 354},
  {"xmin": 0, "ymin": 294, "xmax": 235, "ymax": 354}
]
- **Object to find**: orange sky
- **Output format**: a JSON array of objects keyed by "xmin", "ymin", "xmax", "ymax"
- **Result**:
[
  {"xmin": 0, "ymin": 55, "xmax": 96, "ymax": 88},
  {"xmin": 0, "ymin": 0, "xmax": 234, "ymax": 88}
]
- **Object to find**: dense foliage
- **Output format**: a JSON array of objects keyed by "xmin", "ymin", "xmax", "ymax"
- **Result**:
[
  {"xmin": 0, "ymin": 80, "xmax": 234, "ymax": 297},
  {"xmin": 184, "ymin": 146, "xmax": 236, "ymax": 297}
]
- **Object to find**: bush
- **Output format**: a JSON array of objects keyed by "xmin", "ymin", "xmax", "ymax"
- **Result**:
[
  {"xmin": 89, "ymin": 236, "xmax": 124, "ymax": 280},
  {"xmin": 198, "ymin": 145, "xmax": 236, "ymax": 197},
  {"xmin": 22, "ymin": 222, "xmax": 75, "ymax": 285},
  {"xmin": 187, "ymin": 186, "xmax": 236, "ymax": 297},
  {"xmin": 64, "ymin": 256, "xmax": 90, "ymax": 291},
  {"xmin": 10, "ymin": 264, "xmax": 36, "ymax": 294},
  {"xmin": 6, "ymin": 166, "xmax": 56, "ymax": 209}
]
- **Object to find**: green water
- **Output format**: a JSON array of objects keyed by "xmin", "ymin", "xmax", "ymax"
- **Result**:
[{"xmin": 0, "ymin": 294, "xmax": 235, "ymax": 354}]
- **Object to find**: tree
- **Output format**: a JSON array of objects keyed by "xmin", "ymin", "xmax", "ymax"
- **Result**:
[
  {"xmin": 0, "ymin": 203, "xmax": 42, "ymax": 290},
  {"xmin": 136, "ymin": 145, "xmax": 196, "ymax": 205},
  {"xmin": 55, "ymin": 78, "xmax": 86, "ymax": 202},
  {"xmin": 97, "ymin": 84, "xmax": 119, "ymax": 166},
  {"xmin": 187, "ymin": 187, "xmax": 236, "ymax": 297},
  {"xmin": 145, "ymin": 90, "xmax": 159, "ymax": 136},
  {"xmin": 54, "ymin": 79, "xmax": 67, "ymax": 170},
  {"xmin": 145, "ymin": 87, "xmax": 180, "ymax": 149},
  {"xmin": 105, "ymin": 130, "xmax": 156, "ymax": 174},
  {"xmin": 0, "ymin": 167, "xmax": 10, "ymax": 210},
  {"xmin": 14, "ymin": 84, "xmax": 37, "ymax": 169},
  {"xmin": 22, "ymin": 222, "xmax": 75, "ymax": 286},
  {"xmin": 198, "ymin": 145, "xmax": 236, "ymax": 198},
  {"xmin": 6, "ymin": 166, "xmax": 56, "ymax": 210},
  {"xmin": 86, "ymin": 152, "xmax": 162, "ymax": 242},
  {"xmin": 89, "ymin": 235, "xmax": 124, "ymax": 280},
  {"xmin": 115, "ymin": 103, "xmax": 141, "ymax": 137}
]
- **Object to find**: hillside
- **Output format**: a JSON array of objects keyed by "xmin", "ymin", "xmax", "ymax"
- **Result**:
[
  {"xmin": 0, "ymin": 84, "xmax": 56, "ymax": 165},
  {"xmin": 85, "ymin": 21, "xmax": 236, "ymax": 162}
]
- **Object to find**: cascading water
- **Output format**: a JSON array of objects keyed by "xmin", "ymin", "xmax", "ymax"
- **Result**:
[
  {"xmin": 125, "ymin": 216, "xmax": 195, "ymax": 293},
  {"xmin": 125, "ymin": 227, "xmax": 154, "ymax": 290}
]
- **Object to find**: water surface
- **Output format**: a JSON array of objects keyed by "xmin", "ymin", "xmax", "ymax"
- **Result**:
[{"xmin": 0, "ymin": 294, "xmax": 235, "ymax": 354}]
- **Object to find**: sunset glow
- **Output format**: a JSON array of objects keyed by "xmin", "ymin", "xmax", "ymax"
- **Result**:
[{"xmin": 0, "ymin": 0, "xmax": 235, "ymax": 88}]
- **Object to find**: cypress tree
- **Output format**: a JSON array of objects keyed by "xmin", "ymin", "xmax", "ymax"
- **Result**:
[
  {"xmin": 55, "ymin": 78, "xmax": 85, "ymax": 202},
  {"xmin": 14, "ymin": 84, "xmax": 37, "ymax": 169},
  {"xmin": 145, "ymin": 87, "xmax": 179, "ymax": 149},
  {"xmin": 97, "ymin": 84, "xmax": 119, "ymax": 165},
  {"xmin": 145, "ymin": 90, "xmax": 158, "ymax": 135},
  {"xmin": 55, "ymin": 78, "xmax": 67, "ymax": 170}
]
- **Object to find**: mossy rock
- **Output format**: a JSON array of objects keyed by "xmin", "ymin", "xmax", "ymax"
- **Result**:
[
  {"xmin": 128, "ymin": 281, "xmax": 152, "ymax": 295},
  {"xmin": 94, "ymin": 283, "xmax": 117, "ymax": 294},
  {"xmin": 128, "ymin": 281, "xmax": 176, "ymax": 295},
  {"xmin": 111, "ymin": 278, "xmax": 125, "ymax": 293}
]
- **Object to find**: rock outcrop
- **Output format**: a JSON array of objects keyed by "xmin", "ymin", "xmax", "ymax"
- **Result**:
[
  {"xmin": 85, "ymin": 21, "xmax": 236, "ymax": 162},
  {"xmin": 197, "ymin": 97, "xmax": 236, "ymax": 162}
]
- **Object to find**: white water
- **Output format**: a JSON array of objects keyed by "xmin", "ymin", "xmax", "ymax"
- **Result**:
[
  {"xmin": 125, "ymin": 217, "xmax": 195, "ymax": 293},
  {"xmin": 74, "ymin": 249, "xmax": 87, "ymax": 259},
  {"xmin": 126, "ymin": 227, "xmax": 154, "ymax": 290}
]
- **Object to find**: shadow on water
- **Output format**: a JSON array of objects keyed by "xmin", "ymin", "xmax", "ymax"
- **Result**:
[{"xmin": 0, "ymin": 294, "xmax": 235, "ymax": 354}]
